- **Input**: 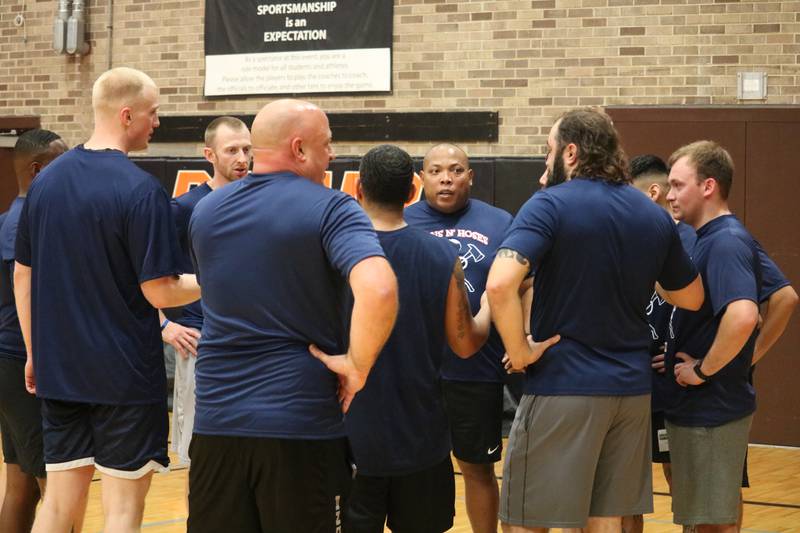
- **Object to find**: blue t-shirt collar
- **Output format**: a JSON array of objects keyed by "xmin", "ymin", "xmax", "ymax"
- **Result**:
[
  {"xmin": 696, "ymin": 213, "xmax": 737, "ymax": 237},
  {"xmin": 420, "ymin": 197, "xmax": 472, "ymax": 219}
]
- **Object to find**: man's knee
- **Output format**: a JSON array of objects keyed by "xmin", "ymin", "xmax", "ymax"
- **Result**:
[{"xmin": 458, "ymin": 460, "xmax": 496, "ymax": 483}]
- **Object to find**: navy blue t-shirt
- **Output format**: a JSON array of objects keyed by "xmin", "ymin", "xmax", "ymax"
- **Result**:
[
  {"xmin": 346, "ymin": 226, "xmax": 456, "ymax": 476},
  {"xmin": 0, "ymin": 202, "xmax": 25, "ymax": 361},
  {"xmin": 500, "ymin": 178, "xmax": 698, "ymax": 396},
  {"xmin": 649, "ymin": 222, "xmax": 697, "ymax": 412},
  {"xmin": 189, "ymin": 171, "xmax": 385, "ymax": 439},
  {"xmin": 169, "ymin": 183, "xmax": 212, "ymax": 330},
  {"xmin": 15, "ymin": 146, "xmax": 181, "ymax": 404},
  {"xmin": 405, "ymin": 199, "xmax": 513, "ymax": 383},
  {"xmin": 665, "ymin": 215, "xmax": 762, "ymax": 427},
  {"xmin": 754, "ymin": 240, "xmax": 790, "ymax": 303}
]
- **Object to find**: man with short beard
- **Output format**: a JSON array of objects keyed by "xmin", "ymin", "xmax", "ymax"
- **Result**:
[
  {"xmin": 160, "ymin": 116, "xmax": 252, "ymax": 470},
  {"xmin": 487, "ymin": 108, "xmax": 704, "ymax": 533}
]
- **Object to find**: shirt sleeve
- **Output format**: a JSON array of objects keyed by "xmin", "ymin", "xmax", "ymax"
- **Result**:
[
  {"xmin": 706, "ymin": 235, "xmax": 759, "ymax": 316},
  {"xmin": 320, "ymin": 194, "xmax": 385, "ymax": 278},
  {"xmin": 126, "ymin": 186, "xmax": 182, "ymax": 283},
  {"xmin": 14, "ymin": 197, "xmax": 31, "ymax": 267},
  {"xmin": 657, "ymin": 218, "xmax": 698, "ymax": 291},
  {"xmin": 498, "ymin": 192, "xmax": 558, "ymax": 267},
  {"xmin": 754, "ymin": 241, "xmax": 790, "ymax": 302}
]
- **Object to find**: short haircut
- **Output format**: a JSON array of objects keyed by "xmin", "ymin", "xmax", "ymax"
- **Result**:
[
  {"xmin": 668, "ymin": 140, "xmax": 734, "ymax": 199},
  {"xmin": 359, "ymin": 144, "xmax": 414, "ymax": 208},
  {"xmin": 630, "ymin": 154, "xmax": 668, "ymax": 180},
  {"xmin": 205, "ymin": 116, "xmax": 248, "ymax": 148},
  {"xmin": 556, "ymin": 108, "xmax": 629, "ymax": 184},
  {"xmin": 14, "ymin": 129, "xmax": 62, "ymax": 162},
  {"xmin": 91, "ymin": 67, "xmax": 156, "ymax": 116},
  {"xmin": 422, "ymin": 143, "xmax": 469, "ymax": 170}
]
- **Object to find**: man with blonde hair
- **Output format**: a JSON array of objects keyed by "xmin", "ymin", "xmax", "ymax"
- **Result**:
[
  {"xmin": 15, "ymin": 67, "xmax": 201, "ymax": 533},
  {"xmin": 187, "ymin": 99, "xmax": 398, "ymax": 533}
]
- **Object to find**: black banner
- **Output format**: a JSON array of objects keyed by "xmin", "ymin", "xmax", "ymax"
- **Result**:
[{"xmin": 204, "ymin": 0, "xmax": 393, "ymax": 96}]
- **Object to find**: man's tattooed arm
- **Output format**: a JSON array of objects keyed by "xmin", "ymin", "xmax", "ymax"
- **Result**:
[{"xmin": 496, "ymin": 248, "xmax": 530, "ymax": 270}]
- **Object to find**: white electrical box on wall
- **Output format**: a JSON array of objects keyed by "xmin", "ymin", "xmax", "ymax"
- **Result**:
[{"xmin": 737, "ymin": 72, "xmax": 768, "ymax": 100}]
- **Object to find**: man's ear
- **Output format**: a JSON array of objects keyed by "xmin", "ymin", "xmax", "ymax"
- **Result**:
[
  {"xmin": 356, "ymin": 180, "xmax": 364, "ymax": 202},
  {"xmin": 564, "ymin": 143, "xmax": 578, "ymax": 166},
  {"xmin": 702, "ymin": 177, "xmax": 717, "ymax": 199},
  {"xmin": 406, "ymin": 182, "xmax": 417, "ymax": 203},
  {"xmin": 467, "ymin": 167, "xmax": 474, "ymax": 187},
  {"xmin": 648, "ymin": 183, "xmax": 662, "ymax": 202},
  {"xmin": 120, "ymin": 107, "xmax": 132, "ymax": 127},
  {"xmin": 202, "ymin": 146, "xmax": 214, "ymax": 165},
  {"xmin": 29, "ymin": 161, "xmax": 43, "ymax": 178},
  {"xmin": 290, "ymin": 137, "xmax": 304, "ymax": 161}
]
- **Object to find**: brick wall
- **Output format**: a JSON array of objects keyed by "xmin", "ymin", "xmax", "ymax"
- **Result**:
[{"xmin": 1, "ymin": 0, "xmax": 798, "ymax": 158}]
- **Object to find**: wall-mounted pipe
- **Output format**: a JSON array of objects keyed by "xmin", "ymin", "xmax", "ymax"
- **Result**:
[
  {"xmin": 53, "ymin": 0, "xmax": 69, "ymax": 54},
  {"xmin": 107, "ymin": 0, "xmax": 113, "ymax": 69},
  {"xmin": 66, "ymin": 0, "xmax": 89, "ymax": 54}
]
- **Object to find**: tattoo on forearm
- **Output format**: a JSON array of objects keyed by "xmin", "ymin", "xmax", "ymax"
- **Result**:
[
  {"xmin": 454, "ymin": 265, "xmax": 468, "ymax": 339},
  {"xmin": 497, "ymin": 248, "xmax": 530, "ymax": 267},
  {"xmin": 454, "ymin": 264, "xmax": 466, "ymax": 288},
  {"xmin": 456, "ymin": 289, "xmax": 469, "ymax": 340}
]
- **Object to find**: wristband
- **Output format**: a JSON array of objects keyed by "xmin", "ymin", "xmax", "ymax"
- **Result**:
[
  {"xmin": 693, "ymin": 358, "xmax": 711, "ymax": 381},
  {"xmin": 160, "ymin": 319, "xmax": 170, "ymax": 331}
]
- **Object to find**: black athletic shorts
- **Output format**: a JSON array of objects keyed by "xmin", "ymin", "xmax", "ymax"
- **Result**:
[
  {"xmin": 188, "ymin": 434, "xmax": 353, "ymax": 533},
  {"xmin": 651, "ymin": 410, "xmax": 671, "ymax": 464},
  {"xmin": 345, "ymin": 456, "xmax": 455, "ymax": 533},
  {"xmin": 442, "ymin": 380, "xmax": 504, "ymax": 464},
  {"xmin": 41, "ymin": 398, "xmax": 169, "ymax": 478},
  {"xmin": 0, "ymin": 357, "xmax": 45, "ymax": 478}
]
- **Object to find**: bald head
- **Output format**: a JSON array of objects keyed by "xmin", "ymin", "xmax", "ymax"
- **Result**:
[
  {"xmin": 423, "ymin": 143, "xmax": 469, "ymax": 170},
  {"xmin": 251, "ymin": 99, "xmax": 334, "ymax": 182},
  {"xmin": 92, "ymin": 67, "xmax": 157, "ymax": 118},
  {"xmin": 420, "ymin": 143, "xmax": 473, "ymax": 214}
]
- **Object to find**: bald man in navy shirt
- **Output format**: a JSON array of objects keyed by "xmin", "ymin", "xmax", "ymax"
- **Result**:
[{"xmin": 187, "ymin": 99, "xmax": 398, "ymax": 533}]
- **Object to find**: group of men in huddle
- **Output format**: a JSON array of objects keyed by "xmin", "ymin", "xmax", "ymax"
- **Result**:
[{"xmin": 0, "ymin": 65, "xmax": 795, "ymax": 533}]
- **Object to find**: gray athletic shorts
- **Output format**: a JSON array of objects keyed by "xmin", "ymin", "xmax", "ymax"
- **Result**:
[
  {"xmin": 499, "ymin": 394, "xmax": 652, "ymax": 529},
  {"xmin": 171, "ymin": 352, "xmax": 196, "ymax": 465},
  {"xmin": 666, "ymin": 414, "xmax": 752, "ymax": 526}
]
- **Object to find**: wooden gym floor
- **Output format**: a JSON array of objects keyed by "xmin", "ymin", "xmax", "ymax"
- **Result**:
[{"xmin": 69, "ymin": 437, "xmax": 799, "ymax": 532}]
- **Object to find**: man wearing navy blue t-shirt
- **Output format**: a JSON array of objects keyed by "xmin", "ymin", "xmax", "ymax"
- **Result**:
[
  {"xmin": 665, "ymin": 141, "xmax": 798, "ymax": 531},
  {"xmin": 187, "ymin": 99, "xmax": 398, "ymax": 533},
  {"xmin": 160, "ymin": 116, "xmax": 251, "ymax": 469},
  {"xmin": 0, "ymin": 129, "xmax": 67, "ymax": 533},
  {"xmin": 311, "ymin": 143, "xmax": 492, "ymax": 533},
  {"xmin": 14, "ymin": 67, "xmax": 201, "ymax": 533},
  {"xmin": 487, "ymin": 109, "xmax": 703, "ymax": 532},
  {"xmin": 629, "ymin": 154, "xmax": 797, "ymax": 533},
  {"xmin": 405, "ymin": 143, "xmax": 513, "ymax": 533}
]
